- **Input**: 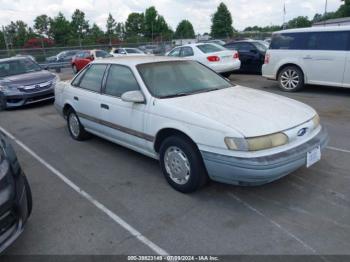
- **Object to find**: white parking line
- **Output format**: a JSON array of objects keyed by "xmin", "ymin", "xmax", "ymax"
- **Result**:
[
  {"xmin": 0, "ymin": 126, "xmax": 169, "ymax": 256},
  {"xmin": 326, "ymin": 146, "xmax": 350, "ymax": 154},
  {"xmin": 228, "ymin": 193, "xmax": 317, "ymax": 254}
]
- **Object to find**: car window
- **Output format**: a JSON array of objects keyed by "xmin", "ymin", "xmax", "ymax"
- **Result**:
[
  {"xmin": 125, "ymin": 48, "xmax": 143, "ymax": 54},
  {"xmin": 104, "ymin": 65, "xmax": 140, "ymax": 97},
  {"xmin": 95, "ymin": 50, "xmax": 110, "ymax": 58},
  {"xmin": 196, "ymin": 43, "xmax": 226, "ymax": 54},
  {"xmin": 306, "ymin": 31, "xmax": 349, "ymax": 51},
  {"xmin": 0, "ymin": 58, "xmax": 42, "ymax": 77},
  {"xmin": 270, "ymin": 33, "xmax": 308, "ymax": 50},
  {"xmin": 236, "ymin": 43, "xmax": 254, "ymax": 52},
  {"xmin": 168, "ymin": 48, "xmax": 181, "ymax": 57},
  {"xmin": 78, "ymin": 64, "xmax": 107, "ymax": 92},
  {"xmin": 180, "ymin": 47, "xmax": 194, "ymax": 57}
]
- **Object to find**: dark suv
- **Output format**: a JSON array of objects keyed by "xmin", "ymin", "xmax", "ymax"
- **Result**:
[
  {"xmin": 0, "ymin": 57, "xmax": 57, "ymax": 110},
  {"xmin": 0, "ymin": 131, "xmax": 32, "ymax": 253}
]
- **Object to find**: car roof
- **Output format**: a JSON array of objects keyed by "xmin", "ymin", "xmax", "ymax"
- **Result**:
[
  {"xmin": 0, "ymin": 57, "xmax": 29, "ymax": 62},
  {"xmin": 275, "ymin": 25, "xmax": 350, "ymax": 34},
  {"xmin": 174, "ymin": 43, "xmax": 218, "ymax": 48},
  {"xmin": 92, "ymin": 56, "xmax": 185, "ymax": 67}
]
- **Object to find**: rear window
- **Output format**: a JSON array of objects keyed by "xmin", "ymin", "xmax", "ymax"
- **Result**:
[
  {"xmin": 126, "ymin": 48, "xmax": 143, "ymax": 54},
  {"xmin": 197, "ymin": 44, "xmax": 226, "ymax": 54},
  {"xmin": 271, "ymin": 31, "xmax": 350, "ymax": 51}
]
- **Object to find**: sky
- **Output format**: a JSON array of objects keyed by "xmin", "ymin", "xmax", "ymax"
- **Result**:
[{"xmin": 0, "ymin": 0, "xmax": 343, "ymax": 33}]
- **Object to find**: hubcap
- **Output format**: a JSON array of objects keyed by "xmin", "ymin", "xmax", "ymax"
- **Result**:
[
  {"xmin": 164, "ymin": 146, "xmax": 191, "ymax": 185},
  {"xmin": 69, "ymin": 113, "xmax": 80, "ymax": 137},
  {"xmin": 281, "ymin": 69, "xmax": 299, "ymax": 89}
]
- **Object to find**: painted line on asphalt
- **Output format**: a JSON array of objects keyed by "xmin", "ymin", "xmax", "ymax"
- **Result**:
[
  {"xmin": 0, "ymin": 126, "xmax": 169, "ymax": 256},
  {"xmin": 228, "ymin": 193, "xmax": 317, "ymax": 254},
  {"xmin": 326, "ymin": 146, "xmax": 350, "ymax": 154}
]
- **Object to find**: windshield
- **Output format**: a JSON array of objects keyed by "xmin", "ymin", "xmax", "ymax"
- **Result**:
[
  {"xmin": 253, "ymin": 42, "xmax": 268, "ymax": 52},
  {"xmin": 95, "ymin": 50, "xmax": 112, "ymax": 58},
  {"xmin": 126, "ymin": 48, "xmax": 143, "ymax": 54},
  {"xmin": 197, "ymin": 43, "xmax": 227, "ymax": 54},
  {"xmin": 137, "ymin": 61, "xmax": 232, "ymax": 98},
  {"xmin": 0, "ymin": 58, "xmax": 42, "ymax": 77}
]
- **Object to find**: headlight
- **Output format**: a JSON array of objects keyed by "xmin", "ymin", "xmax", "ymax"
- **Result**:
[
  {"xmin": 312, "ymin": 114, "xmax": 320, "ymax": 129},
  {"xmin": 225, "ymin": 132, "xmax": 289, "ymax": 151},
  {"xmin": 0, "ymin": 85, "xmax": 8, "ymax": 92}
]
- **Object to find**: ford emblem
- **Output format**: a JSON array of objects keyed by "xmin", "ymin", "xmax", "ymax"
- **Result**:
[{"xmin": 297, "ymin": 128, "xmax": 307, "ymax": 137}]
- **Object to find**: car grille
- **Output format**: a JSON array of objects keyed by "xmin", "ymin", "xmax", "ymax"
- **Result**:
[
  {"xmin": 20, "ymin": 80, "xmax": 53, "ymax": 93},
  {"xmin": 0, "ymin": 210, "xmax": 16, "ymax": 237},
  {"xmin": 26, "ymin": 93, "xmax": 54, "ymax": 103}
]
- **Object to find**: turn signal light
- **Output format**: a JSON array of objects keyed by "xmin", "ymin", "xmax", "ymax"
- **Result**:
[{"xmin": 233, "ymin": 52, "xmax": 239, "ymax": 59}]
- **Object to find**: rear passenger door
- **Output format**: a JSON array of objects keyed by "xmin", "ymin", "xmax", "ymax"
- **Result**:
[
  {"xmin": 99, "ymin": 64, "xmax": 147, "ymax": 148},
  {"xmin": 303, "ymin": 31, "xmax": 348, "ymax": 86},
  {"xmin": 70, "ymin": 64, "xmax": 107, "ymax": 133}
]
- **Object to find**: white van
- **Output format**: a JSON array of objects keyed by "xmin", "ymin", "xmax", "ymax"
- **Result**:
[{"xmin": 262, "ymin": 26, "xmax": 350, "ymax": 92}]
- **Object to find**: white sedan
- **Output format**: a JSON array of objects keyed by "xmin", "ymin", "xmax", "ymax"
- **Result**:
[
  {"xmin": 54, "ymin": 56, "xmax": 328, "ymax": 193},
  {"xmin": 110, "ymin": 47, "xmax": 147, "ymax": 57},
  {"xmin": 167, "ymin": 43, "xmax": 241, "ymax": 76}
]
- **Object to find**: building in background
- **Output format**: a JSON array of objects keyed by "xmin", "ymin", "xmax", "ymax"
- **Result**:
[{"xmin": 313, "ymin": 17, "xmax": 350, "ymax": 27}]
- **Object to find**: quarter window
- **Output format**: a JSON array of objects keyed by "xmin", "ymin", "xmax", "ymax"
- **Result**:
[
  {"xmin": 306, "ymin": 31, "xmax": 349, "ymax": 51},
  {"xmin": 104, "ymin": 65, "xmax": 140, "ymax": 97},
  {"xmin": 270, "ymin": 33, "xmax": 307, "ymax": 50},
  {"xmin": 168, "ymin": 48, "xmax": 181, "ymax": 57},
  {"xmin": 78, "ymin": 64, "xmax": 107, "ymax": 92}
]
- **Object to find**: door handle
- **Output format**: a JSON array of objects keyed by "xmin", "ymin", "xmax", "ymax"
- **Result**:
[
  {"xmin": 101, "ymin": 104, "xmax": 109, "ymax": 110},
  {"xmin": 74, "ymin": 96, "xmax": 79, "ymax": 101},
  {"xmin": 303, "ymin": 55, "xmax": 312, "ymax": 60}
]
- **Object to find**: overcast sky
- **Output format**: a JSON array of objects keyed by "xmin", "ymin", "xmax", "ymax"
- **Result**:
[{"xmin": 0, "ymin": 0, "xmax": 343, "ymax": 33}]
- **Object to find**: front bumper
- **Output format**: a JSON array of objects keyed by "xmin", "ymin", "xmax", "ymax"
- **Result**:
[
  {"xmin": 0, "ymin": 139, "xmax": 29, "ymax": 253},
  {"xmin": 1, "ymin": 88, "xmax": 55, "ymax": 109},
  {"xmin": 201, "ymin": 128, "xmax": 329, "ymax": 186}
]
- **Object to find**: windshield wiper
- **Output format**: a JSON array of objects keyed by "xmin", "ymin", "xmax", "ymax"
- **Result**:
[{"xmin": 161, "ymin": 93, "xmax": 189, "ymax": 99}]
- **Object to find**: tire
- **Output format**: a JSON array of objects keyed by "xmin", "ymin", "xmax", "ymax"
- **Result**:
[
  {"xmin": 67, "ymin": 109, "xmax": 90, "ymax": 141},
  {"xmin": 278, "ymin": 66, "xmax": 304, "ymax": 92},
  {"xmin": 72, "ymin": 64, "xmax": 78, "ymax": 74},
  {"xmin": 23, "ymin": 175, "xmax": 32, "ymax": 218},
  {"xmin": 0, "ymin": 95, "xmax": 6, "ymax": 111},
  {"xmin": 221, "ymin": 72, "xmax": 232, "ymax": 78},
  {"xmin": 159, "ymin": 136, "xmax": 208, "ymax": 193}
]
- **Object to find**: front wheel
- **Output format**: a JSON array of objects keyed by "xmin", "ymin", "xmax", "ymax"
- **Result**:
[
  {"xmin": 159, "ymin": 136, "xmax": 208, "ymax": 193},
  {"xmin": 72, "ymin": 64, "xmax": 78, "ymax": 74},
  {"xmin": 278, "ymin": 66, "xmax": 304, "ymax": 92}
]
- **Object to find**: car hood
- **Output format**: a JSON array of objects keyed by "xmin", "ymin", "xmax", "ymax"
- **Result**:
[
  {"xmin": 0, "ymin": 70, "xmax": 56, "ymax": 87},
  {"xmin": 163, "ymin": 86, "xmax": 316, "ymax": 137}
]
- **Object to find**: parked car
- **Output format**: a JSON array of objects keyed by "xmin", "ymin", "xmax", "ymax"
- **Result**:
[
  {"xmin": 262, "ymin": 26, "xmax": 350, "ymax": 92},
  {"xmin": 224, "ymin": 40, "xmax": 267, "ymax": 74},
  {"xmin": 71, "ymin": 49, "xmax": 112, "ymax": 73},
  {"xmin": 14, "ymin": 54, "xmax": 36, "ymax": 62},
  {"xmin": 0, "ymin": 57, "xmax": 58, "ymax": 110},
  {"xmin": 201, "ymin": 39, "xmax": 226, "ymax": 46},
  {"xmin": 55, "ymin": 56, "xmax": 328, "ymax": 193},
  {"xmin": 0, "ymin": 131, "xmax": 32, "ymax": 253},
  {"xmin": 139, "ymin": 45, "xmax": 162, "ymax": 55},
  {"xmin": 167, "ymin": 43, "xmax": 240, "ymax": 76},
  {"xmin": 110, "ymin": 47, "xmax": 146, "ymax": 57},
  {"xmin": 46, "ymin": 50, "xmax": 80, "ymax": 63}
]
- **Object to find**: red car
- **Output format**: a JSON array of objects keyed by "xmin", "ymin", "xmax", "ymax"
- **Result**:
[{"xmin": 71, "ymin": 49, "xmax": 111, "ymax": 73}]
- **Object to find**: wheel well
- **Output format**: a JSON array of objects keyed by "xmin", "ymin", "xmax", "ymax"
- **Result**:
[
  {"xmin": 63, "ymin": 103, "xmax": 74, "ymax": 118},
  {"xmin": 277, "ymin": 64, "xmax": 305, "ymax": 81},
  {"xmin": 154, "ymin": 128, "xmax": 196, "ymax": 153}
]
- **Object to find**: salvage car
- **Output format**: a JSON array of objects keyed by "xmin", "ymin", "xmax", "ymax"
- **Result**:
[
  {"xmin": 71, "ymin": 49, "xmax": 112, "ymax": 73},
  {"xmin": 0, "ymin": 57, "xmax": 58, "ymax": 110},
  {"xmin": 167, "ymin": 43, "xmax": 240, "ymax": 77},
  {"xmin": 55, "ymin": 56, "xmax": 328, "ymax": 193},
  {"xmin": 0, "ymin": 130, "xmax": 32, "ymax": 253}
]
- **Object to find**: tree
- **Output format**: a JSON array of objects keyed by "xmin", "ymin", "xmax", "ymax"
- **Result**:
[
  {"xmin": 287, "ymin": 16, "xmax": 312, "ymax": 29},
  {"xmin": 86, "ymin": 23, "xmax": 104, "ymax": 44},
  {"xmin": 106, "ymin": 13, "xmax": 116, "ymax": 46},
  {"xmin": 71, "ymin": 9, "xmax": 89, "ymax": 47},
  {"xmin": 125, "ymin": 13, "xmax": 144, "ymax": 40},
  {"xmin": 335, "ymin": 0, "xmax": 350, "ymax": 17},
  {"xmin": 49, "ymin": 12, "xmax": 71, "ymax": 46},
  {"xmin": 4, "ymin": 21, "xmax": 31, "ymax": 48},
  {"xmin": 116, "ymin": 22, "xmax": 125, "ymax": 40},
  {"xmin": 143, "ymin": 6, "xmax": 172, "ymax": 41},
  {"xmin": 210, "ymin": 2, "xmax": 234, "ymax": 38},
  {"xmin": 34, "ymin": 15, "xmax": 50, "ymax": 37},
  {"xmin": 175, "ymin": 20, "xmax": 195, "ymax": 39}
]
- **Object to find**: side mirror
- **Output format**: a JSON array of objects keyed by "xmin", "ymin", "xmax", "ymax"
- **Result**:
[{"xmin": 121, "ymin": 90, "xmax": 145, "ymax": 103}]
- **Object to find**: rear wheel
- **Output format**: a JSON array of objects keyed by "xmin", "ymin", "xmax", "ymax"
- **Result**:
[
  {"xmin": 67, "ymin": 109, "xmax": 90, "ymax": 141},
  {"xmin": 278, "ymin": 66, "xmax": 304, "ymax": 92},
  {"xmin": 159, "ymin": 136, "xmax": 208, "ymax": 193}
]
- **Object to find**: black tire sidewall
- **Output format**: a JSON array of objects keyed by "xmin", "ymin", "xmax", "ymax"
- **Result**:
[
  {"xmin": 23, "ymin": 175, "xmax": 32, "ymax": 218},
  {"xmin": 278, "ymin": 66, "xmax": 304, "ymax": 92},
  {"xmin": 159, "ymin": 136, "xmax": 207, "ymax": 193}
]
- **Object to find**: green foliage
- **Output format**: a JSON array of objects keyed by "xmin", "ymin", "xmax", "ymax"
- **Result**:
[
  {"xmin": 49, "ymin": 12, "xmax": 72, "ymax": 46},
  {"xmin": 175, "ymin": 20, "xmax": 195, "ymax": 39},
  {"xmin": 34, "ymin": 15, "xmax": 50, "ymax": 37},
  {"xmin": 106, "ymin": 13, "xmax": 116, "ymax": 45},
  {"xmin": 286, "ymin": 16, "xmax": 312, "ymax": 29},
  {"xmin": 125, "ymin": 13, "xmax": 144, "ymax": 39},
  {"xmin": 143, "ymin": 6, "xmax": 173, "ymax": 41},
  {"xmin": 71, "ymin": 9, "xmax": 89, "ymax": 46},
  {"xmin": 210, "ymin": 2, "xmax": 234, "ymax": 38}
]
